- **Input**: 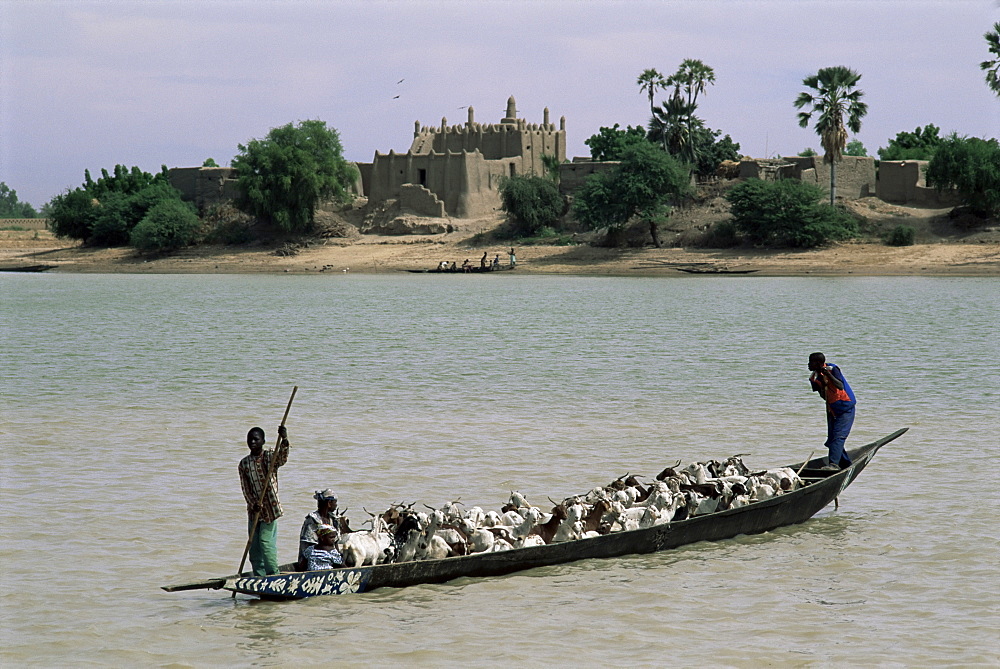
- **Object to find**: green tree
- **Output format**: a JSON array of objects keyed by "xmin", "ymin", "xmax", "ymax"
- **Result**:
[
  {"xmin": 725, "ymin": 178, "xmax": 858, "ymax": 248},
  {"xmin": 232, "ymin": 119, "xmax": 356, "ymax": 233},
  {"xmin": 925, "ymin": 134, "xmax": 1000, "ymax": 217},
  {"xmin": 498, "ymin": 175, "xmax": 565, "ymax": 237},
  {"xmin": 84, "ymin": 164, "xmax": 169, "ymax": 199},
  {"xmin": 48, "ymin": 189, "xmax": 100, "ymax": 240},
  {"xmin": 130, "ymin": 198, "xmax": 202, "ymax": 251},
  {"xmin": 584, "ymin": 124, "xmax": 649, "ymax": 161},
  {"xmin": 845, "ymin": 139, "xmax": 868, "ymax": 156},
  {"xmin": 572, "ymin": 142, "xmax": 691, "ymax": 247},
  {"xmin": 202, "ymin": 158, "xmax": 219, "ymax": 167},
  {"xmin": 0, "ymin": 183, "xmax": 38, "ymax": 218},
  {"xmin": 982, "ymin": 21, "xmax": 1000, "ymax": 96},
  {"xmin": 794, "ymin": 66, "xmax": 868, "ymax": 206},
  {"xmin": 637, "ymin": 68, "xmax": 667, "ymax": 150},
  {"xmin": 692, "ymin": 129, "xmax": 740, "ymax": 177},
  {"xmin": 47, "ymin": 165, "xmax": 180, "ymax": 245},
  {"xmin": 877, "ymin": 124, "xmax": 942, "ymax": 161},
  {"xmin": 798, "ymin": 148, "xmax": 818, "ymax": 157}
]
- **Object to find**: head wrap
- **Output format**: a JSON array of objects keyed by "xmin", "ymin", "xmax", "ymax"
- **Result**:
[
  {"xmin": 314, "ymin": 489, "xmax": 337, "ymax": 502},
  {"xmin": 317, "ymin": 525, "xmax": 338, "ymax": 539}
]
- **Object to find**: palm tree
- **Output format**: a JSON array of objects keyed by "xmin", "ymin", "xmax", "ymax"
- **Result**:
[
  {"xmin": 668, "ymin": 58, "xmax": 716, "ymax": 109},
  {"xmin": 637, "ymin": 68, "xmax": 667, "ymax": 150},
  {"xmin": 794, "ymin": 66, "xmax": 868, "ymax": 206},
  {"xmin": 666, "ymin": 59, "xmax": 716, "ymax": 164},
  {"xmin": 649, "ymin": 94, "xmax": 700, "ymax": 160},
  {"xmin": 981, "ymin": 22, "xmax": 1000, "ymax": 97}
]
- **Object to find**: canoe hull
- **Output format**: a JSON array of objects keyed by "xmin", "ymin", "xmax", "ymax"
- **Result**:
[{"xmin": 206, "ymin": 429, "xmax": 905, "ymax": 600}]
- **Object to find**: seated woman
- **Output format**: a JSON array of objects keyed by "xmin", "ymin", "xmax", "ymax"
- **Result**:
[
  {"xmin": 298, "ymin": 489, "xmax": 340, "ymax": 570},
  {"xmin": 304, "ymin": 526, "xmax": 344, "ymax": 571}
]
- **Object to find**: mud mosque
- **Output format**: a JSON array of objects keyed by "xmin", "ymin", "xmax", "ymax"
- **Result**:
[{"xmin": 359, "ymin": 96, "xmax": 566, "ymax": 218}]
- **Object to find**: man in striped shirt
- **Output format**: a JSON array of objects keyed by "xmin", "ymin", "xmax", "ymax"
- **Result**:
[{"xmin": 239, "ymin": 425, "xmax": 290, "ymax": 576}]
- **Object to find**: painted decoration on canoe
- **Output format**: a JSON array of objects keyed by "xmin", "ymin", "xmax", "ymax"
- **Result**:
[{"xmin": 230, "ymin": 568, "xmax": 369, "ymax": 597}]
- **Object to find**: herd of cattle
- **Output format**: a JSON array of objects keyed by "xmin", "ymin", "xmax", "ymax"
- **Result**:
[{"xmin": 336, "ymin": 455, "xmax": 805, "ymax": 568}]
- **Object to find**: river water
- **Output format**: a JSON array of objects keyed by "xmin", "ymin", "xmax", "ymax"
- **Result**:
[{"xmin": 2, "ymin": 273, "xmax": 998, "ymax": 667}]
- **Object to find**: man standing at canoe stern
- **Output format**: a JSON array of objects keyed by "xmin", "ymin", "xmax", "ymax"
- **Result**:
[
  {"xmin": 808, "ymin": 352, "xmax": 857, "ymax": 470},
  {"xmin": 239, "ymin": 425, "xmax": 289, "ymax": 576}
]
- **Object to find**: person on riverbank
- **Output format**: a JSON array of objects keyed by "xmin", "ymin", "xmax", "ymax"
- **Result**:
[
  {"xmin": 298, "ymin": 489, "xmax": 340, "ymax": 570},
  {"xmin": 508, "ymin": 247, "xmax": 516, "ymax": 267},
  {"xmin": 808, "ymin": 352, "xmax": 856, "ymax": 470},
  {"xmin": 238, "ymin": 425, "xmax": 289, "ymax": 576}
]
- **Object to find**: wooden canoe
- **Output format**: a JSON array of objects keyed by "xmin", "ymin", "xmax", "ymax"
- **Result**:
[
  {"xmin": 405, "ymin": 265, "xmax": 515, "ymax": 274},
  {"xmin": 675, "ymin": 267, "xmax": 758, "ymax": 274},
  {"xmin": 163, "ymin": 428, "xmax": 906, "ymax": 600}
]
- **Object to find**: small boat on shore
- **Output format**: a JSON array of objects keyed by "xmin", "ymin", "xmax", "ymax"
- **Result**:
[
  {"xmin": 675, "ymin": 266, "xmax": 758, "ymax": 274},
  {"xmin": 163, "ymin": 428, "xmax": 906, "ymax": 600},
  {"xmin": 0, "ymin": 264, "xmax": 54, "ymax": 272}
]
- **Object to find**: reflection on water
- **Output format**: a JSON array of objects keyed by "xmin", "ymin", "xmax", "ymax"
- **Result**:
[{"xmin": 2, "ymin": 274, "xmax": 998, "ymax": 666}]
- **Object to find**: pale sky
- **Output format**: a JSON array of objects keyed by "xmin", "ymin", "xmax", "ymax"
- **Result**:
[{"xmin": 2, "ymin": 0, "xmax": 998, "ymax": 208}]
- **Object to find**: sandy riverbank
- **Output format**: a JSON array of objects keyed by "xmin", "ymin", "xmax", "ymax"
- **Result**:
[
  {"xmin": 4, "ymin": 233, "xmax": 998, "ymax": 277},
  {"xmin": 3, "ymin": 199, "xmax": 998, "ymax": 277}
]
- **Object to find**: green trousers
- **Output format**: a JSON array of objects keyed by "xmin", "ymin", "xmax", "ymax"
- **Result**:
[{"xmin": 247, "ymin": 518, "xmax": 280, "ymax": 576}]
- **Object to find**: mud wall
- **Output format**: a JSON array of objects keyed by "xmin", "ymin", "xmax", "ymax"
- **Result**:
[
  {"xmin": 167, "ymin": 167, "xmax": 240, "ymax": 212},
  {"xmin": 783, "ymin": 155, "xmax": 876, "ymax": 199},
  {"xmin": 876, "ymin": 160, "xmax": 960, "ymax": 207}
]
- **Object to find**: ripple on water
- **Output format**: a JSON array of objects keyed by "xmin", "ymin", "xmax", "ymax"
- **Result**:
[{"xmin": 2, "ymin": 275, "xmax": 998, "ymax": 666}]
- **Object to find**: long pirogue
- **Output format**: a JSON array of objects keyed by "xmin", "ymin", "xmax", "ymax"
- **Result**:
[{"xmin": 163, "ymin": 428, "xmax": 906, "ymax": 600}]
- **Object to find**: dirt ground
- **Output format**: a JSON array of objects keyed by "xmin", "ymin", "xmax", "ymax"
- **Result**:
[{"xmin": 3, "ymin": 194, "xmax": 999, "ymax": 277}]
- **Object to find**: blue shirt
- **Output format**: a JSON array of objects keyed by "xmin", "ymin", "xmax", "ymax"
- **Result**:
[{"xmin": 304, "ymin": 544, "xmax": 343, "ymax": 571}]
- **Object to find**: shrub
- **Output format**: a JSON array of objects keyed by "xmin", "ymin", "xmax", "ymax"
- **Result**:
[
  {"xmin": 725, "ymin": 178, "xmax": 858, "ymax": 248},
  {"xmin": 498, "ymin": 175, "xmax": 565, "ymax": 237},
  {"xmin": 88, "ymin": 193, "xmax": 134, "ymax": 246},
  {"xmin": 202, "ymin": 204, "xmax": 256, "ymax": 244},
  {"xmin": 692, "ymin": 129, "xmax": 741, "ymax": 178},
  {"xmin": 885, "ymin": 224, "xmax": 915, "ymax": 246},
  {"xmin": 925, "ymin": 134, "xmax": 1000, "ymax": 218},
  {"xmin": 877, "ymin": 124, "xmax": 942, "ymax": 161},
  {"xmin": 130, "ymin": 199, "xmax": 202, "ymax": 251},
  {"xmin": 47, "ymin": 165, "xmax": 181, "ymax": 245},
  {"xmin": 701, "ymin": 220, "xmax": 741, "ymax": 248}
]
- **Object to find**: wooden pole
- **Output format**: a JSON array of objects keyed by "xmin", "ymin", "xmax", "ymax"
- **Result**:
[
  {"xmin": 233, "ymin": 386, "xmax": 297, "ymax": 593},
  {"xmin": 796, "ymin": 451, "xmax": 816, "ymax": 478}
]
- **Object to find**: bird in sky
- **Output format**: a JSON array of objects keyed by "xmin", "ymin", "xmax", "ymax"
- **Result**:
[
  {"xmin": 392, "ymin": 95, "xmax": 400, "ymax": 99},
  {"xmin": 397, "ymin": 78, "xmax": 405, "ymax": 84}
]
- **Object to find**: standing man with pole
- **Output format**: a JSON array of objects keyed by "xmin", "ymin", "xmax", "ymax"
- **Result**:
[
  {"xmin": 238, "ymin": 423, "xmax": 290, "ymax": 576},
  {"xmin": 808, "ymin": 352, "xmax": 856, "ymax": 471}
]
